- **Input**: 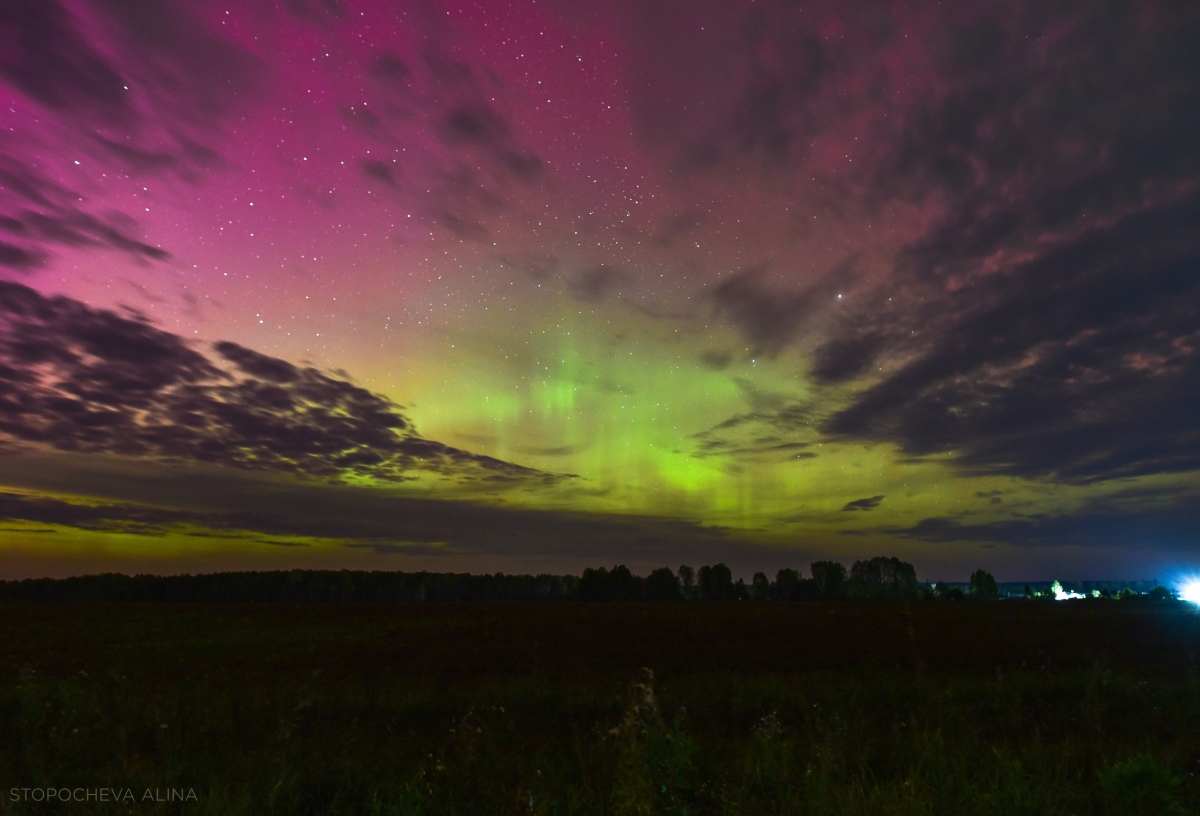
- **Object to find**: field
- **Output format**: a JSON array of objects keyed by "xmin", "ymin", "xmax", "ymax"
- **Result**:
[{"xmin": 1, "ymin": 600, "xmax": 1198, "ymax": 814}]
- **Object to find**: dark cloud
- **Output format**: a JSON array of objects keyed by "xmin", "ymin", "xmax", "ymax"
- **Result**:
[
  {"xmin": 440, "ymin": 104, "xmax": 510, "ymax": 147},
  {"xmin": 823, "ymin": 192, "xmax": 1200, "ymax": 483},
  {"xmin": 355, "ymin": 31, "xmax": 546, "ymax": 229},
  {"xmin": 0, "ymin": 0, "xmax": 259, "ymax": 270},
  {"xmin": 498, "ymin": 150, "xmax": 543, "ymax": 182},
  {"xmin": 0, "ymin": 281, "xmax": 565, "ymax": 487},
  {"xmin": 496, "ymin": 253, "xmax": 560, "ymax": 282},
  {"xmin": 1, "ymin": 0, "xmax": 543, "ymax": 269},
  {"xmin": 569, "ymin": 265, "xmax": 628, "ymax": 304},
  {"xmin": 694, "ymin": 435, "xmax": 815, "ymax": 461},
  {"xmin": 613, "ymin": 0, "xmax": 900, "ymax": 172},
  {"xmin": 434, "ymin": 101, "xmax": 542, "ymax": 186},
  {"xmin": 438, "ymin": 212, "xmax": 491, "ymax": 242},
  {"xmin": 421, "ymin": 47, "xmax": 475, "ymax": 87},
  {"xmin": 608, "ymin": 1, "xmax": 1200, "ymax": 485},
  {"xmin": 0, "ymin": 0, "xmax": 257, "ymax": 140},
  {"xmin": 842, "ymin": 496, "xmax": 884, "ymax": 512},
  {"xmin": 0, "ymin": 0, "xmax": 129, "ymax": 119},
  {"xmin": 0, "ymin": 460, "xmax": 745, "ymax": 570},
  {"xmin": 369, "ymin": 53, "xmax": 411, "ymax": 84},
  {"xmin": 872, "ymin": 3, "xmax": 1200, "ymax": 276},
  {"xmin": 285, "ymin": 0, "xmax": 345, "ymax": 23},
  {"xmin": 361, "ymin": 160, "xmax": 398, "ymax": 187},
  {"xmin": 863, "ymin": 498, "xmax": 1200, "ymax": 552},
  {"xmin": 1, "ymin": 203, "xmax": 169, "ymax": 263},
  {"xmin": 343, "ymin": 103, "xmax": 384, "ymax": 131},
  {"xmin": 512, "ymin": 443, "xmax": 592, "ymax": 458},
  {"xmin": 345, "ymin": 541, "xmax": 436, "ymax": 555},
  {"xmin": 810, "ymin": 333, "xmax": 887, "ymax": 384},
  {"xmin": 90, "ymin": 0, "xmax": 259, "ymax": 130},
  {"xmin": 92, "ymin": 135, "xmax": 201, "ymax": 175},
  {"xmin": 698, "ymin": 349, "xmax": 732, "ymax": 370},
  {"xmin": 620, "ymin": 1, "xmax": 1200, "ymax": 211},
  {"xmin": 0, "ymin": 163, "xmax": 172, "ymax": 271},
  {"xmin": 0, "ymin": 491, "xmax": 207, "ymax": 537},
  {"xmin": 0, "ymin": 241, "xmax": 45, "ymax": 271},
  {"xmin": 840, "ymin": 1, "xmax": 1200, "ymax": 498},
  {"xmin": 691, "ymin": 398, "xmax": 818, "ymax": 461},
  {"xmin": 710, "ymin": 260, "xmax": 856, "ymax": 356}
]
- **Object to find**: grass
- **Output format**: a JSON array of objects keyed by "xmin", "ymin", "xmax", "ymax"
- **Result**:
[{"xmin": 1, "ymin": 600, "xmax": 1198, "ymax": 814}]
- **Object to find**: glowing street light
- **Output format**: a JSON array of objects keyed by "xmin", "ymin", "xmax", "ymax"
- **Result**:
[
  {"xmin": 1051, "ymin": 580, "xmax": 1085, "ymax": 601},
  {"xmin": 1178, "ymin": 578, "xmax": 1200, "ymax": 606}
]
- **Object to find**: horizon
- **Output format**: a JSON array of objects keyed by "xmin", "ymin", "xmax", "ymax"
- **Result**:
[
  {"xmin": 2, "ymin": 0, "xmax": 1200, "ymax": 582},
  {"xmin": 0, "ymin": 562, "xmax": 1180, "ymax": 603},
  {"xmin": 0, "ymin": 561, "xmax": 1184, "ymax": 593}
]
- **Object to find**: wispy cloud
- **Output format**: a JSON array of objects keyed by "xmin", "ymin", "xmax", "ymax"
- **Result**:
[
  {"xmin": 0, "ymin": 281, "xmax": 566, "ymax": 486},
  {"xmin": 842, "ymin": 496, "xmax": 884, "ymax": 512}
]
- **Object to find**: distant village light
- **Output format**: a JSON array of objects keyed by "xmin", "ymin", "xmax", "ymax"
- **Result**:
[{"xmin": 1052, "ymin": 580, "xmax": 1085, "ymax": 601}]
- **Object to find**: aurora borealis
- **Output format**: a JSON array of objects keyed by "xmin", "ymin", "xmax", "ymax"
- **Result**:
[{"xmin": 1, "ymin": 0, "xmax": 1199, "ymax": 581}]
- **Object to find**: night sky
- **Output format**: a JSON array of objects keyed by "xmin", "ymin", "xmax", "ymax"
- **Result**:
[{"xmin": 1, "ymin": 0, "xmax": 1199, "ymax": 581}]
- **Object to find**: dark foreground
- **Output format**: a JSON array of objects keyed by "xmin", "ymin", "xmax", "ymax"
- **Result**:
[{"xmin": 1, "ymin": 601, "xmax": 1198, "ymax": 815}]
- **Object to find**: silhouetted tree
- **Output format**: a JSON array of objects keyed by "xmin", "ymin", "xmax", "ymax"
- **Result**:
[
  {"xmin": 577, "ymin": 565, "xmax": 640, "ymax": 600},
  {"xmin": 612, "ymin": 565, "xmax": 638, "ymax": 599},
  {"xmin": 751, "ymin": 572, "xmax": 771, "ymax": 600},
  {"xmin": 677, "ymin": 565, "xmax": 696, "ymax": 599},
  {"xmin": 773, "ymin": 568, "xmax": 816, "ymax": 600},
  {"xmin": 646, "ymin": 567, "xmax": 683, "ymax": 600},
  {"xmin": 698, "ymin": 563, "xmax": 734, "ymax": 600},
  {"xmin": 796, "ymin": 577, "xmax": 818, "ymax": 600},
  {"xmin": 578, "ymin": 567, "xmax": 611, "ymax": 601},
  {"xmin": 811, "ymin": 561, "xmax": 847, "ymax": 600},
  {"xmin": 969, "ymin": 569, "xmax": 1000, "ymax": 600},
  {"xmin": 774, "ymin": 568, "xmax": 801, "ymax": 600},
  {"xmin": 848, "ymin": 557, "xmax": 920, "ymax": 600},
  {"xmin": 934, "ymin": 581, "xmax": 964, "ymax": 600},
  {"xmin": 0, "ymin": 570, "xmax": 581, "ymax": 602}
]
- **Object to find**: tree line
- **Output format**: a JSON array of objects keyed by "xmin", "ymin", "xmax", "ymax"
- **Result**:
[
  {"xmin": 0, "ymin": 570, "xmax": 578, "ymax": 603},
  {"xmin": 0, "ymin": 557, "xmax": 1003, "ymax": 603},
  {"xmin": 577, "ymin": 557, "xmax": 931, "ymax": 601}
]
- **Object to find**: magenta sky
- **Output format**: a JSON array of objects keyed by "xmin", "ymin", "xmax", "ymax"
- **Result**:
[{"xmin": 1, "ymin": 0, "xmax": 1199, "ymax": 582}]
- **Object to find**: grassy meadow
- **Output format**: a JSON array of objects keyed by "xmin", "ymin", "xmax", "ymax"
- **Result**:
[{"xmin": 1, "ymin": 600, "xmax": 1198, "ymax": 814}]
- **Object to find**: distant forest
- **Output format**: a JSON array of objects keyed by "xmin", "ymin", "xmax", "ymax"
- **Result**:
[{"xmin": 0, "ymin": 558, "xmax": 1172, "ymax": 603}]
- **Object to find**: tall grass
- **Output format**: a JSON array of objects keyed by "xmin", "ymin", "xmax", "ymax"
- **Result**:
[
  {"xmin": 1, "ymin": 602, "xmax": 1197, "ymax": 814},
  {"xmin": 2, "ymin": 664, "xmax": 1196, "ymax": 813}
]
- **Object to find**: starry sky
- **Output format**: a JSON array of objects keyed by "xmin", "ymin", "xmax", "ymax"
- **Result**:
[{"xmin": 1, "ymin": 0, "xmax": 1199, "ymax": 581}]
